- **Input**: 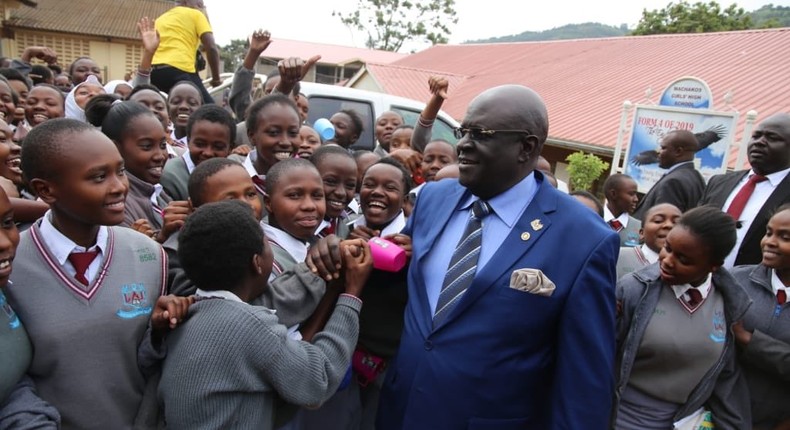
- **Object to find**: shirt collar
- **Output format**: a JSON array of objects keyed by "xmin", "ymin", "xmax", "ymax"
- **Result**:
[
  {"xmin": 261, "ymin": 222, "xmax": 310, "ymax": 263},
  {"xmin": 243, "ymin": 150, "xmax": 263, "ymax": 178},
  {"xmin": 314, "ymin": 219, "xmax": 331, "ymax": 235},
  {"xmin": 671, "ymin": 273, "xmax": 713, "ymax": 300},
  {"xmin": 352, "ymin": 211, "xmax": 406, "ymax": 237},
  {"xmin": 150, "ymin": 183, "xmax": 163, "ymax": 206},
  {"xmin": 195, "ymin": 288, "xmax": 245, "ymax": 303},
  {"xmin": 603, "ymin": 204, "xmax": 630, "ymax": 225},
  {"xmin": 458, "ymin": 172, "xmax": 538, "ymax": 229},
  {"xmin": 751, "ymin": 167, "xmax": 790, "ymax": 187},
  {"xmin": 640, "ymin": 244, "xmax": 659, "ymax": 264},
  {"xmin": 39, "ymin": 210, "xmax": 109, "ymax": 265},
  {"xmin": 770, "ymin": 268, "xmax": 788, "ymax": 295},
  {"xmin": 169, "ymin": 130, "xmax": 188, "ymax": 148},
  {"xmin": 665, "ymin": 160, "xmax": 694, "ymax": 173},
  {"xmin": 181, "ymin": 150, "xmax": 197, "ymax": 174}
]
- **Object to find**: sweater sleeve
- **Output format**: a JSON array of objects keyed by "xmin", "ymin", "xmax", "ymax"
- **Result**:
[
  {"xmin": 229, "ymin": 65, "xmax": 255, "ymax": 120},
  {"xmin": 741, "ymin": 329, "xmax": 790, "ymax": 381},
  {"xmin": 0, "ymin": 376, "xmax": 60, "ymax": 430},
  {"xmin": 248, "ymin": 295, "xmax": 361, "ymax": 406},
  {"xmin": 255, "ymin": 262, "xmax": 326, "ymax": 328}
]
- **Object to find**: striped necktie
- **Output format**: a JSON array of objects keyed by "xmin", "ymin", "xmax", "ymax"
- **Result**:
[{"xmin": 434, "ymin": 200, "xmax": 492, "ymax": 327}]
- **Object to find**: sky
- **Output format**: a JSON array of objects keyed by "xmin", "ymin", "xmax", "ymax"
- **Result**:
[{"xmin": 204, "ymin": 0, "xmax": 789, "ymax": 51}]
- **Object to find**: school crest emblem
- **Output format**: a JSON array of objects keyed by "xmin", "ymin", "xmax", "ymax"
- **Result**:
[{"xmin": 116, "ymin": 283, "xmax": 152, "ymax": 319}]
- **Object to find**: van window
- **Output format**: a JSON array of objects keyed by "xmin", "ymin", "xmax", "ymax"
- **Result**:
[
  {"xmin": 392, "ymin": 106, "xmax": 458, "ymax": 145},
  {"xmin": 306, "ymin": 96, "xmax": 375, "ymax": 150}
]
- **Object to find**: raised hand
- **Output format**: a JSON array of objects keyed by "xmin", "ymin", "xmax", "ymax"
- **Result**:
[
  {"xmin": 137, "ymin": 17, "xmax": 160, "ymax": 55},
  {"xmin": 249, "ymin": 29, "xmax": 272, "ymax": 54},
  {"xmin": 428, "ymin": 76, "xmax": 449, "ymax": 99}
]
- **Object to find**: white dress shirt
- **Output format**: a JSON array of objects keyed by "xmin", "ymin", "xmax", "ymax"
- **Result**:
[
  {"xmin": 723, "ymin": 167, "xmax": 790, "ymax": 268},
  {"xmin": 39, "ymin": 210, "xmax": 109, "ymax": 284}
]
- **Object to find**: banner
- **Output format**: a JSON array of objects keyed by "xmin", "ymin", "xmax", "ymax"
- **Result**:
[{"xmin": 623, "ymin": 105, "xmax": 738, "ymax": 194}]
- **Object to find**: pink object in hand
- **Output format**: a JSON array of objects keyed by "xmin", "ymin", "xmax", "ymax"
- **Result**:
[{"xmin": 368, "ymin": 237, "xmax": 407, "ymax": 272}]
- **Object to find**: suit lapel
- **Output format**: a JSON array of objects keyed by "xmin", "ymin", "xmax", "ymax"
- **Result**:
[
  {"xmin": 713, "ymin": 170, "xmax": 748, "ymax": 208},
  {"xmin": 431, "ymin": 182, "xmax": 558, "ymax": 332}
]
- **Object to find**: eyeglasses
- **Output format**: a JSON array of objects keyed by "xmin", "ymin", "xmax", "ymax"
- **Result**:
[{"xmin": 453, "ymin": 127, "xmax": 534, "ymax": 141}]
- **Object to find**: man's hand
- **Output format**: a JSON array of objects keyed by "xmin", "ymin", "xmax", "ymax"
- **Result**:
[
  {"xmin": 305, "ymin": 234, "xmax": 343, "ymax": 281},
  {"xmin": 349, "ymin": 226, "xmax": 379, "ymax": 241},
  {"xmin": 383, "ymin": 233, "xmax": 412, "ymax": 259}
]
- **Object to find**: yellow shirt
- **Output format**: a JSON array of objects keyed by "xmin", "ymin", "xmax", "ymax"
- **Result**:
[{"xmin": 152, "ymin": 6, "xmax": 212, "ymax": 73}]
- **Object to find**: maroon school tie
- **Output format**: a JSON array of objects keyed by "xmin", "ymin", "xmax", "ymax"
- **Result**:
[
  {"xmin": 608, "ymin": 219, "xmax": 624, "ymax": 232},
  {"xmin": 726, "ymin": 174, "xmax": 768, "ymax": 221},
  {"xmin": 68, "ymin": 250, "xmax": 99, "ymax": 286},
  {"xmin": 686, "ymin": 288, "xmax": 703, "ymax": 308},
  {"xmin": 778, "ymin": 290, "xmax": 787, "ymax": 306},
  {"xmin": 252, "ymin": 175, "xmax": 266, "ymax": 195},
  {"xmin": 319, "ymin": 219, "xmax": 336, "ymax": 237}
]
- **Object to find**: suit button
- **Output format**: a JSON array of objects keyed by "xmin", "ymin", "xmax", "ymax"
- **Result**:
[{"xmin": 424, "ymin": 340, "xmax": 433, "ymax": 350}]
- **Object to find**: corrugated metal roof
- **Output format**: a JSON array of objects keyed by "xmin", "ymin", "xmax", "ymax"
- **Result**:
[
  {"xmin": 368, "ymin": 28, "xmax": 790, "ymax": 159},
  {"xmin": 261, "ymin": 38, "xmax": 406, "ymax": 65},
  {"xmin": 5, "ymin": 0, "xmax": 173, "ymax": 40}
]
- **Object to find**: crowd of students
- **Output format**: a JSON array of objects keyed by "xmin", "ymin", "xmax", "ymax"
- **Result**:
[{"xmin": 0, "ymin": 6, "xmax": 787, "ymax": 430}]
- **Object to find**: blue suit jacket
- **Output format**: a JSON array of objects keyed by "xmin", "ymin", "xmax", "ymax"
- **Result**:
[{"xmin": 377, "ymin": 176, "xmax": 619, "ymax": 430}]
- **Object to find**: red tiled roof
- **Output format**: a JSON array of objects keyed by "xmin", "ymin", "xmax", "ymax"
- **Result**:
[
  {"xmin": 261, "ymin": 38, "xmax": 406, "ymax": 65},
  {"xmin": 5, "ymin": 0, "xmax": 173, "ymax": 40},
  {"xmin": 369, "ymin": 28, "xmax": 790, "ymax": 158}
]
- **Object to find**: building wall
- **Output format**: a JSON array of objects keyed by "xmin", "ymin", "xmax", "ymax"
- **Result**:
[
  {"xmin": 347, "ymin": 72, "xmax": 382, "ymax": 93},
  {"xmin": 1, "ymin": 29, "xmax": 144, "ymax": 81}
]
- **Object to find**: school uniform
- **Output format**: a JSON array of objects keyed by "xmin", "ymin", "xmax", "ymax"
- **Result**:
[
  {"xmin": 160, "ymin": 151, "xmax": 195, "ymax": 201},
  {"xmin": 731, "ymin": 264, "xmax": 790, "ymax": 429},
  {"xmin": 316, "ymin": 216, "xmax": 351, "ymax": 239},
  {"xmin": 301, "ymin": 212, "xmax": 408, "ymax": 430},
  {"xmin": 262, "ymin": 222, "xmax": 310, "ymax": 279},
  {"xmin": 616, "ymin": 244, "xmax": 659, "ymax": 280},
  {"xmin": 159, "ymin": 291, "xmax": 362, "ymax": 430},
  {"xmin": 6, "ymin": 214, "xmax": 167, "ymax": 430},
  {"xmin": 123, "ymin": 172, "xmax": 173, "ymax": 231},
  {"xmin": 604, "ymin": 205, "xmax": 641, "ymax": 247}
]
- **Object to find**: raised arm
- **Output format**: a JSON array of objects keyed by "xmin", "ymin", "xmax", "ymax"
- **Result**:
[{"xmin": 411, "ymin": 76, "xmax": 449, "ymax": 153}]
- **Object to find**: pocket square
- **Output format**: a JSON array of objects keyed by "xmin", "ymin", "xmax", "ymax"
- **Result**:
[{"xmin": 510, "ymin": 269, "xmax": 556, "ymax": 297}]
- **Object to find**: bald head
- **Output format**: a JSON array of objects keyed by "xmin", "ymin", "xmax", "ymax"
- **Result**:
[
  {"xmin": 658, "ymin": 130, "xmax": 697, "ymax": 168},
  {"xmin": 469, "ymin": 85, "xmax": 549, "ymax": 143},
  {"xmin": 457, "ymin": 85, "xmax": 549, "ymax": 199},
  {"xmin": 748, "ymin": 113, "xmax": 790, "ymax": 175}
]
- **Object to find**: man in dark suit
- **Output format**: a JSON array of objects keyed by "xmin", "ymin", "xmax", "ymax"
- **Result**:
[
  {"xmin": 376, "ymin": 85, "xmax": 619, "ymax": 429},
  {"xmin": 699, "ymin": 113, "xmax": 790, "ymax": 267},
  {"xmin": 633, "ymin": 130, "xmax": 705, "ymax": 221}
]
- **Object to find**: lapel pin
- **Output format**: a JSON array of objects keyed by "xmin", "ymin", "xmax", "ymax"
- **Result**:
[
  {"xmin": 531, "ymin": 219, "xmax": 544, "ymax": 231},
  {"xmin": 520, "ymin": 232, "xmax": 531, "ymax": 241}
]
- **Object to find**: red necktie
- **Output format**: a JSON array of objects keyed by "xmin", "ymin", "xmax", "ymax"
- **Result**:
[
  {"xmin": 686, "ymin": 288, "xmax": 703, "ymax": 308},
  {"xmin": 726, "ymin": 174, "xmax": 768, "ymax": 220},
  {"xmin": 68, "ymin": 250, "xmax": 99, "ymax": 286},
  {"xmin": 252, "ymin": 175, "xmax": 266, "ymax": 195},
  {"xmin": 319, "ymin": 219, "xmax": 336, "ymax": 237},
  {"xmin": 778, "ymin": 290, "xmax": 787, "ymax": 305},
  {"xmin": 609, "ymin": 219, "xmax": 624, "ymax": 232}
]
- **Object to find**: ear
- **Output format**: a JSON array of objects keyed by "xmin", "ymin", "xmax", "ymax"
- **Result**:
[
  {"xmin": 518, "ymin": 135, "xmax": 539, "ymax": 164},
  {"xmin": 251, "ymin": 253, "xmax": 264, "ymax": 275},
  {"xmin": 263, "ymin": 193, "xmax": 272, "ymax": 215},
  {"xmin": 638, "ymin": 228, "xmax": 645, "ymax": 243},
  {"xmin": 29, "ymin": 178, "xmax": 57, "ymax": 205}
]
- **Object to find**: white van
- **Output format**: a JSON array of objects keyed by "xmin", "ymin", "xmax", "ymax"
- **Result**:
[{"xmin": 207, "ymin": 74, "xmax": 459, "ymax": 151}]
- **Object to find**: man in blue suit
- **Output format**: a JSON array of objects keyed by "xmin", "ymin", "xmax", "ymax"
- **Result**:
[{"xmin": 376, "ymin": 85, "xmax": 619, "ymax": 429}]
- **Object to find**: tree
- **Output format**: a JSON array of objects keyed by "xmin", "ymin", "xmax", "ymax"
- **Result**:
[
  {"xmin": 632, "ymin": 1, "xmax": 755, "ymax": 35},
  {"xmin": 219, "ymin": 39, "xmax": 248, "ymax": 73},
  {"xmin": 334, "ymin": 0, "xmax": 458, "ymax": 52},
  {"xmin": 749, "ymin": 4, "xmax": 790, "ymax": 27},
  {"xmin": 565, "ymin": 152, "xmax": 609, "ymax": 192}
]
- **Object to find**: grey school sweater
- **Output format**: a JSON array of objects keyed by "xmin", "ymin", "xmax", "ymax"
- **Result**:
[
  {"xmin": 159, "ymin": 295, "xmax": 362, "ymax": 430},
  {"xmin": 6, "ymin": 223, "xmax": 167, "ymax": 430}
]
